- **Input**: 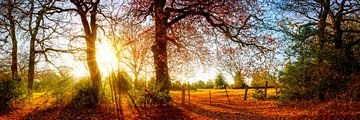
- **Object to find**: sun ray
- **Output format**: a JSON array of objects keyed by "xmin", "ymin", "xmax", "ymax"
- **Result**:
[
  {"xmin": 96, "ymin": 40, "xmax": 119, "ymax": 77},
  {"xmin": 71, "ymin": 40, "xmax": 118, "ymax": 78}
]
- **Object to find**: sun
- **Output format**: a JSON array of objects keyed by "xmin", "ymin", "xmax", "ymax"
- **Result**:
[
  {"xmin": 96, "ymin": 40, "xmax": 119, "ymax": 77},
  {"xmin": 71, "ymin": 40, "xmax": 119, "ymax": 78}
]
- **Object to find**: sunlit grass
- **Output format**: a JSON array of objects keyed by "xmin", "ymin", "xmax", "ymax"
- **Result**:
[{"xmin": 170, "ymin": 88, "xmax": 277, "ymax": 96}]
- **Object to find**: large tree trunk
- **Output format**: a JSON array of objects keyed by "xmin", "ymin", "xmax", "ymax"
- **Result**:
[
  {"xmin": 72, "ymin": 0, "xmax": 102, "ymax": 103},
  {"xmin": 27, "ymin": 37, "xmax": 36, "ymax": 95},
  {"xmin": 10, "ymin": 26, "xmax": 19, "ymax": 81},
  {"xmin": 86, "ymin": 36, "xmax": 101, "ymax": 98},
  {"xmin": 152, "ymin": 36, "xmax": 170, "ymax": 92},
  {"xmin": 27, "ymin": 17, "xmax": 42, "ymax": 95},
  {"xmin": 8, "ymin": 4, "xmax": 19, "ymax": 81},
  {"xmin": 134, "ymin": 72, "xmax": 139, "ymax": 88},
  {"xmin": 317, "ymin": 0, "xmax": 330, "ymax": 101},
  {"xmin": 26, "ymin": 0, "xmax": 45, "ymax": 95},
  {"xmin": 153, "ymin": 0, "xmax": 170, "ymax": 93},
  {"xmin": 27, "ymin": 1, "xmax": 43, "ymax": 95}
]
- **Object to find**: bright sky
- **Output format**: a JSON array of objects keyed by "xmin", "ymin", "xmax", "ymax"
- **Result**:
[
  {"xmin": 71, "ymin": 40, "xmax": 119, "ymax": 78},
  {"xmin": 67, "ymin": 40, "xmax": 238, "ymax": 84}
]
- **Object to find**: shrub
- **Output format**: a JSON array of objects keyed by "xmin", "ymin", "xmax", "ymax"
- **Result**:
[
  {"xmin": 0, "ymin": 79, "xmax": 20, "ymax": 111},
  {"xmin": 129, "ymin": 84, "xmax": 171, "ymax": 107},
  {"xmin": 52, "ymin": 75, "xmax": 74, "ymax": 104},
  {"xmin": 205, "ymin": 80, "xmax": 215, "ymax": 89},
  {"xmin": 170, "ymin": 80, "xmax": 182, "ymax": 90},
  {"xmin": 70, "ymin": 80, "xmax": 98, "ymax": 108},
  {"xmin": 252, "ymin": 87, "xmax": 266, "ymax": 100},
  {"xmin": 267, "ymin": 94, "xmax": 279, "ymax": 100},
  {"xmin": 279, "ymin": 59, "xmax": 355, "ymax": 101},
  {"xmin": 192, "ymin": 80, "xmax": 206, "ymax": 89},
  {"xmin": 33, "ymin": 71, "xmax": 74, "ymax": 93},
  {"xmin": 279, "ymin": 95, "xmax": 289, "ymax": 103}
]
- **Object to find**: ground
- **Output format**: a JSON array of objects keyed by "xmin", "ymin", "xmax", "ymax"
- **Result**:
[{"xmin": 0, "ymin": 89, "xmax": 359, "ymax": 120}]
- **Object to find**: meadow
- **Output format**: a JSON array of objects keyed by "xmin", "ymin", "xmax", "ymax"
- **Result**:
[
  {"xmin": 1, "ymin": 88, "xmax": 358, "ymax": 119},
  {"xmin": 1, "ymin": 0, "xmax": 359, "ymax": 119}
]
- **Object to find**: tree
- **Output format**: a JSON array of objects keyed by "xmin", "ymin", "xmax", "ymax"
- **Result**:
[
  {"xmin": 128, "ymin": 0, "xmax": 269, "ymax": 93},
  {"xmin": 193, "ymin": 80, "xmax": 206, "ymax": 89},
  {"xmin": 26, "ymin": 0, "xmax": 48, "ymax": 95},
  {"xmin": 278, "ymin": 0, "xmax": 360, "ymax": 71},
  {"xmin": 251, "ymin": 70, "xmax": 277, "ymax": 87},
  {"xmin": 108, "ymin": 20, "xmax": 153, "ymax": 88},
  {"xmin": 0, "ymin": 0, "xmax": 68, "ymax": 96},
  {"xmin": 251, "ymin": 71, "xmax": 264, "ymax": 87},
  {"xmin": 276, "ymin": 0, "xmax": 360, "ymax": 100},
  {"xmin": 20, "ymin": 0, "xmax": 66, "ymax": 95},
  {"xmin": 205, "ymin": 80, "xmax": 214, "ymax": 89},
  {"xmin": 0, "ymin": 0, "xmax": 21, "ymax": 82},
  {"xmin": 170, "ymin": 80, "xmax": 182, "ymax": 90},
  {"xmin": 69, "ymin": 0, "xmax": 102, "ymax": 102},
  {"xmin": 233, "ymin": 70, "xmax": 247, "ymax": 89},
  {"xmin": 214, "ymin": 73, "xmax": 227, "ymax": 89},
  {"xmin": 166, "ymin": 25, "xmax": 211, "ymax": 87},
  {"xmin": 215, "ymin": 36, "xmax": 279, "ymax": 80}
]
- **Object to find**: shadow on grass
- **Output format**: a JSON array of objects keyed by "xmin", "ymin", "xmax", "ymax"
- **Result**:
[
  {"xmin": 176, "ymin": 102, "xmax": 269, "ymax": 120},
  {"xmin": 136, "ymin": 104, "xmax": 190, "ymax": 120},
  {"xmin": 20, "ymin": 104, "xmax": 117, "ymax": 120},
  {"xmin": 20, "ymin": 101, "xmax": 190, "ymax": 120},
  {"xmin": 0, "ymin": 108, "xmax": 15, "ymax": 116}
]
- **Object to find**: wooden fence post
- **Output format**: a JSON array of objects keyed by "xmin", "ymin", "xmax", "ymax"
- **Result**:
[
  {"xmin": 182, "ymin": 84, "xmax": 185, "ymax": 106},
  {"xmin": 265, "ymin": 81, "xmax": 268, "ymax": 98},
  {"xmin": 188, "ymin": 82, "xmax": 190, "ymax": 106},
  {"xmin": 244, "ymin": 86, "xmax": 248, "ymax": 101},
  {"xmin": 209, "ymin": 90, "xmax": 211, "ymax": 104},
  {"xmin": 224, "ymin": 84, "xmax": 230, "ymax": 104}
]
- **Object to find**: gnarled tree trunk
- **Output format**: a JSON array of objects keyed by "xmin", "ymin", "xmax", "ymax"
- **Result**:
[
  {"xmin": 152, "ymin": 0, "xmax": 170, "ymax": 93},
  {"xmin": 27, "ymin": 0, "xmax": 44, "ymax": 95},
  {"xmin": 7, "ymin": 2, "xmax": 20, "ymax": 82},
  {"xmin": 86, "ymin": 36, "xmax": 101, "ymax": 98},
  {"xmin": 71, "ymin": 0, "xmax": 102, "ymax": 103}
]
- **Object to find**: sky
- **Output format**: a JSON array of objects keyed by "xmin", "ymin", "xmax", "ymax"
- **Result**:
[{"xmin": 65, "ymin": 40, "xmax": 231, "ymax": 84}]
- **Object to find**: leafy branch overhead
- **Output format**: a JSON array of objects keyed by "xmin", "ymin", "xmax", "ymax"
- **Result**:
[{"xmin": 128, "ymin": 0, "xmax": 273, "ymax": 52}]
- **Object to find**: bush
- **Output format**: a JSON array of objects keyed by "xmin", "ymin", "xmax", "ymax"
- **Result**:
[
  {"xmin": 279, "ymin": 95, "xmax": 289, "ymax": 103},
  {"xmin": 129, "ymin": 84, "xmax": 171, "ymax": 107},
  {"xmin": 33, "ymin": 71, "xmax": 74, "ymax": 93},
  {"xmin": 279, "ymin": 59, "xmax": 355, "ymax": 101},
  {"xmin": 252, "ymin": 87, "xmax": 266, "ymax": 100},
  {"xmin": 205, "ymin": 80, "xmax": 215, "ymax": 89},
  {"xmin": 232, "ymin": 83, "xmax": 248, "ymax": 89},
  {"xmin": 170, "ymin": 80, "xmax": 182, "ymax": 90},
  {"xmin": 70, "ymin": 80, "xmax": 98, "ymax": 108},
  {"xmin": 0, "ymin": 80, "xmax": 20, "ymax": 111},
  {"xmin": 267, "ymin": 95, "xmax": 279, "ymax": 100},
  {"xmin": 192, "ymin": 80, "xmax": 206, "ymax": 89}
]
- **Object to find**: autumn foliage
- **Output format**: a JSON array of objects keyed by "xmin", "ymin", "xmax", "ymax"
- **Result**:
[{"xmin": 0, "ymin": 0, "xmax": 359, "ymax": 119}]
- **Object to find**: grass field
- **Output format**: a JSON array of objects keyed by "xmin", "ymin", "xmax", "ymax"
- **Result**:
[
  {"xmin": 171, "ymin": 88, "xmax": 277, "ymax": 97},
  {"xmin": 1, "ymin": 88, "xmax": 359, "ymax": 119},
  {"xmin": 167, "ymin": 88, "xmax": 359, "ymax": 119}
]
